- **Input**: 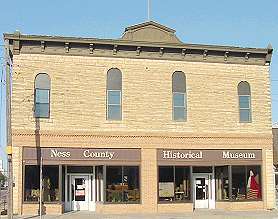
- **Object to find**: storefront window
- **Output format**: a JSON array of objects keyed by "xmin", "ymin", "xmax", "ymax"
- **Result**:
[
  {"xmin": 158, "ymin": 166, "xmax": 190, "ymax": 202},
  {"xmin": 24, "ymin": 165, "xmax": 59, "ymax": 202},
  {"xmin": 232, "ymin": 166, "xmax": 247, "ymax": 200},
  {"xmin": 106, "ymin": 166, "xmax": 140, "ymax": 203},
  {"xmin": 215, "ymin": 166, "xmax": 229, "ymax": 200},
  {"xmin": 232, "ymin": 165, "xmax": 261, "ymax": 201}
]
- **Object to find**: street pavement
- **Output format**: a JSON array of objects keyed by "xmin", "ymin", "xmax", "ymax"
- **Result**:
[{"xmin": 2, "ymin": 210, "xmax": 278, "ymax": 219}]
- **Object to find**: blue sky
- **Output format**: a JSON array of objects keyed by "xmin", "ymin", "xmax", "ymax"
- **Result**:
[{"xmin": 0, "ymin": 0, "xmax": 278, "ymax": 166}]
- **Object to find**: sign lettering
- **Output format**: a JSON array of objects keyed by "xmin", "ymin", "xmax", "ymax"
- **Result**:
[
  {"xmin": 222, "ymin": 151, "xmax": 256, "ymax": 159},
  {"xmin": 50, "ymin": 149, "xmax": 71, "ymax": 158},
  {"xmin": 162, "ymin": 150, "xmax": 203, "ymax": 159}
]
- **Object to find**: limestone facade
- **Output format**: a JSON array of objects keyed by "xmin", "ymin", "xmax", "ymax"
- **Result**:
[{"xmin": 4, "ymin": 21, "xmax": 274, "ymax": 214}]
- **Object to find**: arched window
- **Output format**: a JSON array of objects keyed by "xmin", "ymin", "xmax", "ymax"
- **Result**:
[
  {"xmin": 238, "ymin": 81, "xmax": 251, "ymax": 122},
  {"xmin": 34, "ymin": 73, "xmax": 50, "ymax": 118},
  {"xmin": 172, "ymin": 71, "xmax": 186, "ymax": 121},
  {"xmin": 107, "ymin": 68, "xmax": 122, "ymax": 120}
]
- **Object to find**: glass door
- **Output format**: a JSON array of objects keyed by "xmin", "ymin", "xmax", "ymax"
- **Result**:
[
  {"xmin": 194, "ymin": 174, "xmax": 209, "ymax": 209},
  {"xmin": 71, "ymin": 175, "xmax": 89, "ymax": 211}
]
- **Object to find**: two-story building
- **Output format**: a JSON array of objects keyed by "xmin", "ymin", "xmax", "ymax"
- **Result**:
[{"xmin": 4, "ymin": 21, "xmax": 274, "ymax": 215}]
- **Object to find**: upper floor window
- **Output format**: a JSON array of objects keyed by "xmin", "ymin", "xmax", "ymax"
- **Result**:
[
  {"xmin": 34, "ymin": 73, "xmax": 50, "ymax": 118},
  {"xmin": 107, "ymin": 68, "xmax": 122, "ymax": 120},
  {"xmin": 238, "ymin": 81, "xmax": 251, "ymax": 123},
  {"xmin": 172, "ymin": 71, "xmax": 187, "ymax": 121}
]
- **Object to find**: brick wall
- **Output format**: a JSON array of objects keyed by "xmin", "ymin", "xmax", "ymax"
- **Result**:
[{"xmin": 11, "ymin": 54, "xmax": 272, "ymax": 135}]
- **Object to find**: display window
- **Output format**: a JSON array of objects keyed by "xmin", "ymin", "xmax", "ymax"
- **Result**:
[
  {"xmin": 158, "ymin": 166, "xmax": 191, "ymax": 202},
  {"xmin": 24, "ymin": 165, "xmax": 59, "ymax": 202},
  {"xmin": 215, "ymin": 166, "xmax": 229, "ymax": 201},
  {"xmin": 105, "ymin": 166, "xmax": 140, "ymax": 203},
  {"xmin": 232, "ymin": 165, "xmax": 261, "ymax": 201}
]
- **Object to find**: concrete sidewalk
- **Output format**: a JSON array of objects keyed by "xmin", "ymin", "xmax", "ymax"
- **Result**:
[{"xmin": 1, "ymin": 210, "xmax": 278, "ymax": 219}]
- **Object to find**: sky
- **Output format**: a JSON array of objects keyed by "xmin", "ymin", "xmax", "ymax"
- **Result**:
[{"xmin": 0, "ymin": 0, "xmax": 278, "ymax": 167}]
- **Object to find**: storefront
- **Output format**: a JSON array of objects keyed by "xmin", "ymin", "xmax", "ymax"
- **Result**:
[
  {"xmin": 22, "ymin": 147, "xmax": 141, "ymax": 213},
  {"xmin": 157, "ymin": 149, "xmax": 262, "ymax": 209},
  {"xmin": 21, "ymin": 147, "xmax": 263, "ymax": 214}
]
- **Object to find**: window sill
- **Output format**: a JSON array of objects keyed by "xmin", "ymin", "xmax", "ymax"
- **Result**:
[
  {"xmin": 158, "ymin": 200, "xmax": 192, "ymax": 204},
  {"xmin": 23, "ymin": 201, "xmax": 61, "ymax": 204},
  {"xmin": 30, "ymin": 116, "xmax": 54, "ymax": 123},
  {"xmin": 104, "ymin": 201, "xmax": 141, "ymax": 205},
  {"xmin": 105, "ymin": 120, "xmax": 123, "ymax": 124},
  {"xmin": 216, "ymin": 199, "xmax": 262, "ymax": 202}
]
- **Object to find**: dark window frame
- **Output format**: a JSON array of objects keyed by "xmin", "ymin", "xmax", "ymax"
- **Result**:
[
  {"xmin": 23, "ymin": 164, "xmax": 60, "ymax": 204},
  {"xmin": 158, "ymin": 165, "xmax": 191, "ymax": 204},
  {"xmin": 105, "ymin": 165, "xmax": 141, "ymax": 204},
  {"xmin": 215, "ymin": 165, "xmax": 262, "ymax": 203}
]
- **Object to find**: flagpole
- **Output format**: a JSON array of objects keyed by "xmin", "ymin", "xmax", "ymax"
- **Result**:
[{"xmin": 148, "ymin": 0, "xmax": 150, "ymax": 21}]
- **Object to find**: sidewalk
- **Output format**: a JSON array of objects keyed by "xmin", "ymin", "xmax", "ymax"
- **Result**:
[{"xmin": 1, "ymin": 209, "xmax": 278, "ymax": 219}]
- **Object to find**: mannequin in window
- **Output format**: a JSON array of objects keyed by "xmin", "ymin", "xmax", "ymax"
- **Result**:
[{"xmin": 247, "ymin": 170, "xmax": 261, "ymax": 199}]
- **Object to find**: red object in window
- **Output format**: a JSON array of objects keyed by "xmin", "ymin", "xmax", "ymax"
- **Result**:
[{"xmin": 250, "ymin": 175, "xmax": 261, "ymax": 198}]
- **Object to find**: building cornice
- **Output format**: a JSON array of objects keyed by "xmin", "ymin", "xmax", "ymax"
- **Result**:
[{"xmin": 3, "ymin": 32, "xmax": 273, "ymax": 66}]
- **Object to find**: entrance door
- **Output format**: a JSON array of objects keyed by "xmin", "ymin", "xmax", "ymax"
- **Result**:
[
  {"xmin": 71, "ymin": 175, "xmax": 89, "ymax": 211},
  {"xmin": 194, "ymin": 174, "xmax": 209, "ymax": 209}
]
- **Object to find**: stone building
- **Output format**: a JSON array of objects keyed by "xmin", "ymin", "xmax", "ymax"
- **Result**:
[{"xmin": 3, "ymin": 21, "xmax": 274, "ymax": 215}]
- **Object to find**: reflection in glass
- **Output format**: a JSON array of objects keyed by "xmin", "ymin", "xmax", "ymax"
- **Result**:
[
  {"xmin": 232, "ymin": 166, "xmax": 246, "ymax": 200},
  {"xmin": 108, "ymin": 105, "xmax": 121, "ymax": 120},
  {"xmin": 215, "ymin": 166, "xmax": 229, "ymax": 200},
  {"xmin": 158, "ymin": 166, "xmax": 190, "ymax": 202},
  {"xmin": 24, "ymin": 165, "xmax": 59, "ymax": 202},
  {"xmin": 108, "ymin": 91, "xmax": 121, "ymax": 105},
  {"xmin": 36, "ymin": 89, "xmax": 49, "ymax": 103},
  {"xmin": 240, "ymin": 109, "xmax": 251, "ymax": 122},
  {"xmin": 173, "ymin": 93, "xmax": 186, "ymax": 121},
  {"xmin": 239, "ymin": 96, "xmax": 250, "ymax": 108},
  {"xmin": 173, "ymin": 93, "xmax": 184, "ymax": 107},
  {"xmin": 106, "ymin": 166, "xmax": 140, "ymax": 203}
]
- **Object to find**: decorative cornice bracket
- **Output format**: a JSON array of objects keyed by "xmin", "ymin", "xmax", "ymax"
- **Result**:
[
  {"xmin": 113, "ymin": 45, "xmax": 118, "ymax": 55},
  {"xmin": 245, "ymin": 52, "xmax": 250, "ymax": 61},
  {"xmin": 136, "ymin": 46, "xmax": 141, "ymax": 56},
  {"xmin": 41, "ymin": 41, "xmax": 45, "ymax": 52},
  {"xmin": 203, "ymin": 50, "xmax": 208, "ymax": 60},
  {"xmin": 181, "ymin": 48, "xmax": 187, "ymax": 57},
  {"xmin": 224, "ymin": 51, "xmax": 229, "ymax": 61},
  {"xmin": 159, "ymin": 47, "xmax": 164, "ymax": 57},
  {"xmin": 65, "ymin": 42, "xmax": 70, "ymax": 53},
  {"xmin": 89, "ymin": 43, "xmax": 94, "ymax": 54}
]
